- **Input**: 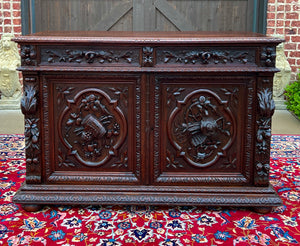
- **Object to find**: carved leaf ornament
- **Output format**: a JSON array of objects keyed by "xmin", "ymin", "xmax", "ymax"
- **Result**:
[
  {"xmin": 59, "ymin": 89, "xmax": 127, "ymax": 167},
  {"xmin": 168, "ymin": 89, "xmax": 236, "ymax": 167}
]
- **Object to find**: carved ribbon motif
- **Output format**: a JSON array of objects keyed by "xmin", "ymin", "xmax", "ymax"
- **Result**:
[{"xmin": 168, "ymin": 90, "xmax": 235, "ymax": 167}]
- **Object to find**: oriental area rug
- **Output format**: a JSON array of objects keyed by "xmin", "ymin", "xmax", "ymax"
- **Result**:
[{"xmin": 0, "ymin": 134, "xmax": 299, "ymax": 245}]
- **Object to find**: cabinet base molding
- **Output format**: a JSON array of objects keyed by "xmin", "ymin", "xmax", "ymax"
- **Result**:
[{"xmin": 14, "ymin": 184, "xmax": 281, "ymax": 212}]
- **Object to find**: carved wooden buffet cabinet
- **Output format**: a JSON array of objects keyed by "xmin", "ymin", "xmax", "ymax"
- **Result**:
[{"xmin": 13, "ymin": 32, "xmax": 283, "ymax": 213}]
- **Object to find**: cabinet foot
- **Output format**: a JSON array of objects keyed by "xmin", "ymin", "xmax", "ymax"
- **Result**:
[
  {"xmin": 22, "ymin": 204, "xmax": 43, "ymax": 212},
  {"xmin": 253, "ymin": 207, "xmax": 272, "ymax": 214}
]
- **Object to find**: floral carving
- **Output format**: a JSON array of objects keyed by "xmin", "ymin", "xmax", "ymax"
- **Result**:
[
  {"xmin": 256, "ymin": 89, "xmax": 274, "ymax": 153},
  {"xmin": 24, "ymin": 118, "xmax": 39, "ymax": 150},
  {"xmin": 21, "ymin": 45, "xmax": 36, "ymax": 66},
  {"xmin": 45, "ymin": 49, "xmax": 134, "ymax": 64},
  {"xmin": 257, "ymin": 89, "xmax": 275, "ymax": 117},
  {"xmin": 222, "ymin": 154, "xmax": 237, "ymax": 169},
  {"xmin": 109, "ymin": 87, "xmax": 129, "ymax": 107},
  {"xmin": 255, "ymin": 88, "xmax": 274, "ymax": 186},
  {"xmin": 220, "ymin": 88, "xmax": 239, "ymax": 105},
  {"xmin": 261, "ymin": 47, "xmax": 276, "ymax": 67},
  {"xmin": 168, "ymin": 90, "xmax": 235, "ymax": 167},
  {"xmin": 58, "ymin": 148, "xmax": 76, "ymax": 168},
  {"xmin": 166, "ymin": 87, "xmax": 185, "ymax": 106},
  {"xmin": 162, "ymin": 50, "xmax": 250, "ymax": 65},
  {"xmin": 142, "ymin": 47, "xmax": 154, "ymax": 67},
  {"xmin": 111, "ymin": 151, "xmax": 128, "ymax": 168},
  {"xmin": 256, "ymin": 162, "xmax": 270, "ymax": 177},
  {"xmin": 57, "ymin": 86, "xmax": 75, "ymax": 106},
  {"xmin": 59, "ymin": 89, "xmax": 127, "ymax": 167},
  {"xmin": 166, "ymin": 151, "xmax": 183, "ymax": 169},
  {"xmin": 21, "ymin": 84, "xmax": 38, "ymax": 115},
  {"xmin": 255, "ymin": 162, "xmax": 271, "ymax": 186}
]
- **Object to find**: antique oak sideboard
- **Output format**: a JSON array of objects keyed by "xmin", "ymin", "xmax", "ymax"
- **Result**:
[{"xmin": 13, "ymin": 32, "xmax": 283, "ymax": 213}]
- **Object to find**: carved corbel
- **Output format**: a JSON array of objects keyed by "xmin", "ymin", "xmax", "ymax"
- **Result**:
[
  {"xmin": 255, "ymin": 88, "xmax": 275, "ymax": 186},
  {"xmin": 21, "ymin": 76, "xmax": 41, "ymax": 184}
]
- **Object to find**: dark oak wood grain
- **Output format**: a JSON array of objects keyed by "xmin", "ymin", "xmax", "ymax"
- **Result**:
[{"xmin": 13, "ymin": 31, "xmax": 283, "ymax": 213}]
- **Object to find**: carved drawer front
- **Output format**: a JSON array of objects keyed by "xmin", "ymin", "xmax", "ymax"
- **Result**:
[
  {"xmin": 151, "ymin": 76, "xmax": 256, "ymax": 186},
  {"xmin": 39, "ymin": 46, "xmax": 140, "ymax": 67},
  {"xmin": 43, "ymin": 74, "xmax": 142, "ymax": 185}
]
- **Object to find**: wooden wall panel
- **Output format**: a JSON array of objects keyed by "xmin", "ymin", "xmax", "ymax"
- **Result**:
[{"xmin": 33, "ymin": 0, "xmax": 254, "ymax": 33}]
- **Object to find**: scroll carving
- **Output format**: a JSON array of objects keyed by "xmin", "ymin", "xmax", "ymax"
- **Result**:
[
  {"xmin": 59, "ymin": 89, "xmax": 127, "ymax": 167},
  {"xmin": 168, "ymin": 89, "xmax": 235, "ymax": 167}
]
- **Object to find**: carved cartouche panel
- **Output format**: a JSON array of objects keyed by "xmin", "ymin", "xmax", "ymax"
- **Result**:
[
  {"xmin": 168, "ymin": 90, "xmax": 235, "ymax": 167},
  {"xmin": 157, "ymin": 47, "xmax": 255, "ymax": 66},
  {"xmin": 58, "ymin": 89, "xmax": 127, "ymax": 167},
  {"xmin": 41, "ymin": 46, "xmax": 140, "ymax": 65}
]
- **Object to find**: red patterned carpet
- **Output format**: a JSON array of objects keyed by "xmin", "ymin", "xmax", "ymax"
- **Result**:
[{"xmin": 0, "ymin": 134, "xmax": 299, "ymax": 245}]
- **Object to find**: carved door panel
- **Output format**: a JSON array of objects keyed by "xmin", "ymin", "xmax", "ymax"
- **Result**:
[
  {"xmin": 151, "ymin": 75, "xmax": 256, "ymax": 186},
  {"xmin": 42, "ymin": 74, "xmax": 143, "ymax": 185}
]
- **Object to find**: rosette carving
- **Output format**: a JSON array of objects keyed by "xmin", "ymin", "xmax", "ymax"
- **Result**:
[{"xmin": 20, "ymin": 45, "xmax": 37, "ymax": 66}]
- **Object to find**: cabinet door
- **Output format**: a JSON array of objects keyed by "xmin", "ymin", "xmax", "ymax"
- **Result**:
[
  {"xmin": 150, "ymin": 75, "xmax": 256, "ymax": 186},
  {"xmin": 42, "ymin": 74, "xmax": 144, "ymax": 185}
]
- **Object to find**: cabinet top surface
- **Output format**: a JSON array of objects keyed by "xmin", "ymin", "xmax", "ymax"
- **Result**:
[{"xmin": 14, "ymin": 31, "xmax": 283, "ymax": 44}]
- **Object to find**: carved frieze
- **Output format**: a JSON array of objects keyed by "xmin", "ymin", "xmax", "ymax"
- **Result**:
[
  {"xmin": 59, "ymin": 89, "xmax": 127, "ymax": 167},
  {"xmin": 168, "ymin": 89, "xmax": 235, "ymax": 167},
  {"xmin": 41, "ymin": 47, "xmax": 139, "ymax": 65},
  {"xmin": 158, "ymin": 48, "xmax": 255, "ymax": 65}
]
